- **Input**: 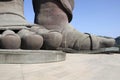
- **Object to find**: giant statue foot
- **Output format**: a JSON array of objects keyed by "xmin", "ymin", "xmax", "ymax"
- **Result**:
[
  {"xmin": 60, "ymin": 24, "xmax": 115, "ymax": 50},
  {"xmin": 0, "ymin": 0, "xmax": 43, "ymax": 49},
  {"xmin": 32, "ymin": 0, "xmax": 115, "ymax": 50},
  {"xmin": 0, "ymin": 27, "xmax": 63, "ymax": 50},
  {"xmin": 0, "ymin": 29, "xmax": 43, "ymax": 50},
  {"xmin": 0, "ymin": 0, "xmax": 62, "ymax": 50},
  {"xmin": 0, "ymin": 0, "xmax": 115, "ymax": 50}
]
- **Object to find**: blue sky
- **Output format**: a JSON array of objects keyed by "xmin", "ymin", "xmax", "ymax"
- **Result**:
[{"xmin": 24, "ymin": 0, "xmax": 120, "ymax": 38}]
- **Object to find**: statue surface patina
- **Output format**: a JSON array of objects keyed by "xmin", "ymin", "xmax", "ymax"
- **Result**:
[
  {"xmin": 32, "ymin": 0, "xmax": 115, "ymax": 50},
  {"xmin": 0, "ymin": 0, "xmax": 115, "ymax": 50}
]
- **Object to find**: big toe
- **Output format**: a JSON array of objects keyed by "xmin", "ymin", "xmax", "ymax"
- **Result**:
[
  {"xmin": 42, "ymin": 32, "xmax": 62, "ymax": 49},
  {"xmin": 21, "ymin": 34, "xmax": 43, "ymax": 50},
  {"xmin": 1, "ymin": 34, "xmax": 21, "ymax": 49}
]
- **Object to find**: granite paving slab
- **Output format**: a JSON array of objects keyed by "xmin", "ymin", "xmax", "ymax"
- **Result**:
[{"xmin": 0, "ymin": 53, "xmax": 120, "ymax": 80}]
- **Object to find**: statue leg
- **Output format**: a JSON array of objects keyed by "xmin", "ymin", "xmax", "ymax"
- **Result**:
[{"xmin": 32, "ymin": 0, "xmax": 115, "ymax": 50}]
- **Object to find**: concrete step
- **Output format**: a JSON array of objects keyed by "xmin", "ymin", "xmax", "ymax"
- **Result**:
[{"xmin": 0, "ymin": 49, "xmax": 66, "ymax": 64}]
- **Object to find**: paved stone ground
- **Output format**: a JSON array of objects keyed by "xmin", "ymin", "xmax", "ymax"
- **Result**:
[{"xmin": 0, "ymin": 53, "xmax": 120, "ymax": 80}]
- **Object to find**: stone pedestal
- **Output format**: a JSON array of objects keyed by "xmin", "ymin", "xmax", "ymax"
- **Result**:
[{"xmin": 0, "ymin": 50, "xmax": 66, "ymax": 64}]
